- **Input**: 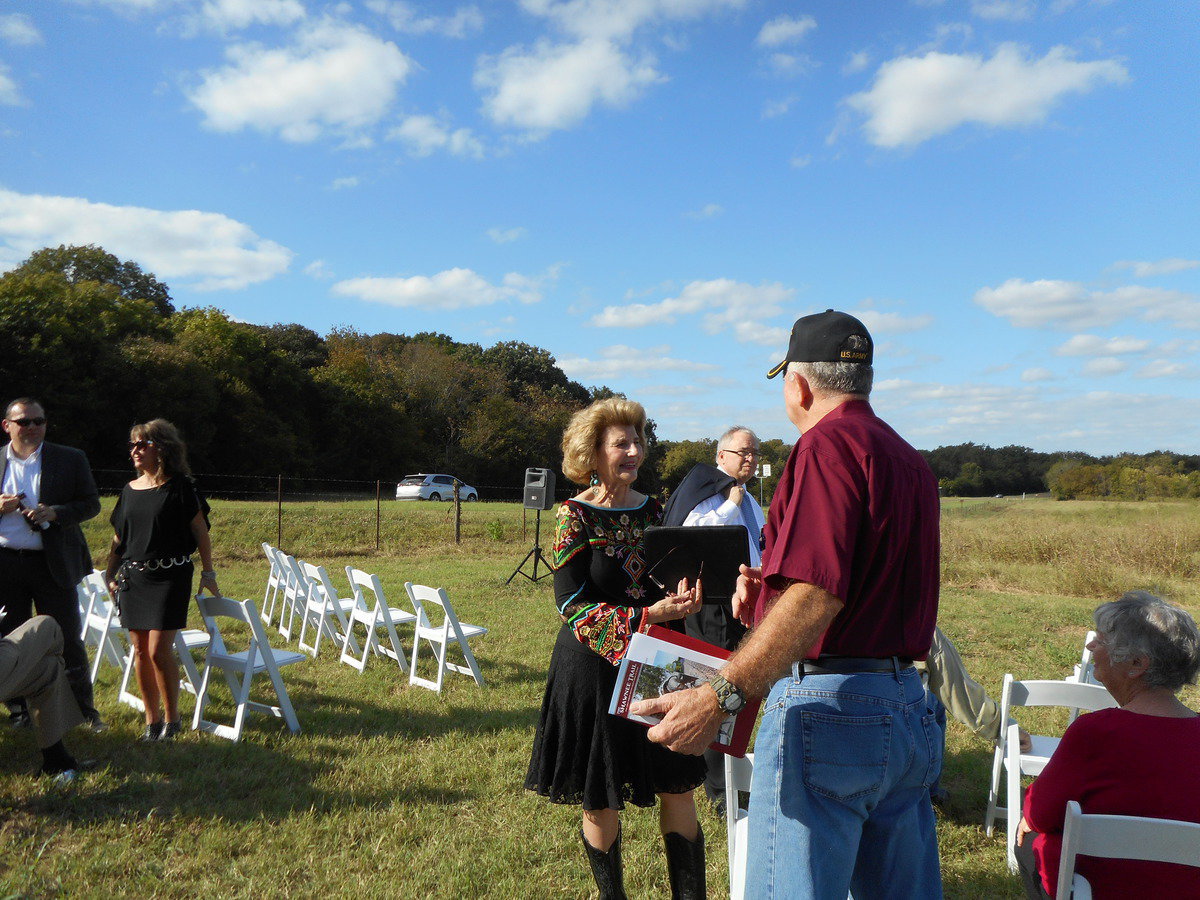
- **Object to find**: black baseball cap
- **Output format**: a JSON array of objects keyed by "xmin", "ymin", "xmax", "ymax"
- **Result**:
[{"xmin": 766, "ymin": 309, "xmax": 873, "ymax": 378}]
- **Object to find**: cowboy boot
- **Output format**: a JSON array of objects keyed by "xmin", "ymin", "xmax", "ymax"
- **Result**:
[
  {"xmin": 663, "ymin": 824, "xmax": 706, "ymax": 900},
  {"xmin": 580, "ymin": 827, "xmax": 628, "ymax": 900}
]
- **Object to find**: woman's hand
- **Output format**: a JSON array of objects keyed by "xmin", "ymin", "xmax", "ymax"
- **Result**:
[
  {"xmin": 1015, "ymin": 816, "xmax": 1033, "ymax": 847},
  {"xmin": 644, "ymin": 577, "xmax": 702, "ymax": 624},
  {"xmin": 198, "ymin": 569, "xmax": 220, "ymax": 597}
]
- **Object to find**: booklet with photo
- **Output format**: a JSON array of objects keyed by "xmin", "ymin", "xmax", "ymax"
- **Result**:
[{"xmin": 608, "ymin": 625, "xmax": 760, "ymax": 757}]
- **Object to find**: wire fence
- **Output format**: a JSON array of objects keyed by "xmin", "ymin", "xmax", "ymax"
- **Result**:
[{"xmin": 93, "ymin": 469, "xmax": 572, "ymax": 548}]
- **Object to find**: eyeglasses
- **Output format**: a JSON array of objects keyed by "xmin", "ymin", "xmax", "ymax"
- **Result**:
[
  {"xmin": 7, "ymin": 417, "xmax": 46, "ymax": 427},
  {"xmin": 128, "ymin": 440, "xmax": 157, "ymax": 451},
  {"xmin": 720, "ymin": 448, "xmax": 759, "ymax": 460}
]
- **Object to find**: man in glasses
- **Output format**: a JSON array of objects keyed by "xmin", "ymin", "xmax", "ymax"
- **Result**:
[
  {"xmin": 0, "ymin": 397, "xmax": 103, "ymax": 732},
  {"xmin": 660, "ymin": 426, "xmax": 765, "ymax": 814}
]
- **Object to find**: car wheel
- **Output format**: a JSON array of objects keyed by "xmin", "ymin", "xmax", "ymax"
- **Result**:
[
  {"xmin": 430, "ymin": 492, "xmax": 442, "ymax": 502},
  {"xmin": 465, "ymin": 493, "xmax": 477, "ymax": 502}
]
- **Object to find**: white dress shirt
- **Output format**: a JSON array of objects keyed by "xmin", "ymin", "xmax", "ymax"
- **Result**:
[
  {"xmin": 0, "ymin": 441, "xmax": 45, "ymax": 550},
  {"xmin": 682, "ymin": 486, "xmax": 764, "ymax": 567}
]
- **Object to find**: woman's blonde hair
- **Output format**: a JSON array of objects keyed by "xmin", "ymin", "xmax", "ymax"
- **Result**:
[
  {"xmin": 131, "ymin": 418, "xmax": 192, "ymax": 478},
  {"xmin": 561, "ymin": 398, "xmax": 647, "ymax": 485}
]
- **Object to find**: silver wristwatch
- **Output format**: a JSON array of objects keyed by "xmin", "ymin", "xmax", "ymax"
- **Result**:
[{"xmin": 709, "ymin": 674, "xmax": 747, "ymax": 715}]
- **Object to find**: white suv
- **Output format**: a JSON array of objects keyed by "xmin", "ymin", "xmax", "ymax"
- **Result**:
[{"xmin": 395, "ymin": 474, "xmax": 479, "ymax": 502}]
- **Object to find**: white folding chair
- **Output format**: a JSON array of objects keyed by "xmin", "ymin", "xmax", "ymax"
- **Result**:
[
  {"xmin": 339, "ymin": 568, "xmax": 416, "ymax": 673},
  {"xmin": 1066, "ymin": 630, "xmax": 1101, "ymax": 725},
  {"xmin": 404, "ymin": 582, "xmax": 487, "ymax": 693},
  {"xmin": 982, "ymin": 675, "xmax": 1119, "ymax": 872},
  {"xmin": 260, "ymin": 542, "xmax": 285, "ymax": 626},
  {"xmin": 79, "ymin": 572, "xmax": 128, "ymax": 682},
  {"xmin": 297, "ymin": 562, "xmax": 357, "ymax": 658},
  {"xmin": 1056, "ymin": 799, "xmax": 1200, "ymax": 899},
  {"xmin": 191, "ymin": 594, "xmax": 305, "ymax": 742},
  {"xmin": 276, "ymin": 553, "xmax": 308, "ymax": 642},
  {"xmin": 117, "ymin": 628, "xmax": 211, "ymax": 713},
  {"xmin": 724, "ymin": 752, "xmax": 754, "ymax": 900}
]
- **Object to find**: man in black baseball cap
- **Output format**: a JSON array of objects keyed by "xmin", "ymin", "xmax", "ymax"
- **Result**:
[{"xmin": 766, "ymin": 309, "xmax": 873, "ymax": 378}]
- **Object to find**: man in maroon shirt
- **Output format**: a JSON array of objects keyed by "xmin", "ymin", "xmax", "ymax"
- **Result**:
[{"xmin": 634, "ymin": 310, "xmax": 943, "ymax": 899}]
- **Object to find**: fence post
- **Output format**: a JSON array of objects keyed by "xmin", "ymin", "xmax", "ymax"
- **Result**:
[
  {"xmin": 376, "ymin": 480, "xmax": 381, "ymax": 551},
  {"xmin": 453, "ymin": 481, "xmax": 461, "ymax": 544},
  {"xmin": 276, "ymin": 474, "xmax": 283, "ymax": 549}
]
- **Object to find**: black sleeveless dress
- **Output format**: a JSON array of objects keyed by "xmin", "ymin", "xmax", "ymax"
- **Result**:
[
  {"xmin": 111, "ymin": 477, "xmax": 208, "ymax": 631},
  {"xmin": 524, "ymin": 497, "xmax": 707, "ymax": 810}
]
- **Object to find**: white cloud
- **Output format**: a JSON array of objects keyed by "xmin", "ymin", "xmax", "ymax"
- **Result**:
[
  {"xmin": 761, "ymin": 96, "xmax": 797, "ymax": 118},
  {"xmin": 487, "ymin": 226, "xmax": 527, "ymax": 244},
  {"xmin": 367, "ymin": 1, "xmax": 483, "ymax": 38},
  {"xmin": 847, "ymin": 43, "xmax": 1128, "ymax": 148},
  {"xmin": 970, "ymin": 0, "xmax": 1034, "ymax": 21},
  {"xmin": 843, "ymin": 50, "xmax": 870, "ymax": 75},
  {"xmin": 304, "ymin": 259, "xmax": 333, "ymax": 279},
  {"xmin": 756, "ymin": 15, "xmax": 816, "ymax": 48},
  {"xmin": 190, "ymin": 0, "xmax": 306, "ymax": 32},
  {"xmin": 853, "ymin": 309, "xmax": 935, "ymax": 334},
  {"xmin": 389, "ymin": 114, "xmax": 485, "ymax": 158},
  {"xmin": 330, "ymin": 176, "xmax": 360, "ymax": 189},
  {"xmin": 1056, "ymin": 334, "xmax": 1151, "ymax": 356},
  {"xmin": 557, "ymin": 343, "xmax": 719, "ymax": 381},
  {"xmin": 684, "ymin": 203, "xmax": 722, "ymax": 220},
  {"xmin": 973, "ymin": 278, "xmax": 1199, "ymax": 330},
  {"xmin": 332, "ymin": 267, "xmax": 551, "ymax": 309},
  {"xmin": 187, "ymin": 20, "xmax": 412, "ymax": 142},
  {"xmin": 518, "ymin": 0, "xmax": 745, "ymax": 43},
  {"xmin": 476, "ymin": 38, "xmax": 662, "ymax": 134},
  {"xmin": 1137, "ymin": 360, "xmax": 1194, "ymax": 379},
  {"xmin": 1021, "ymin": 367, "xmax": 1054, "ymax": 382},
  {"xmin": 0, "ymin": 14, "xmax": 43, "ymax": 45},
  {"xmin": 0, "ymin": 188, "xmax": 293, "ymax": 291},
  {"xmin": 765, "ymin": 52, "xmax": 814, "ymax": 77},
  {"xmin": 789, "ymin": 154, "xmax": 812, "ymax": 168},
  {"xmin": 0, "ymin": 65, "xmax": 21, "ymax": 106},
  {"xmin": 1112, "ymin": 257, "xmax": 1199, "ymax": 278},
  {"xmin": 591, "ymin": 278, "xmax": 795, "ymax": 346},
  {"xmin": 1082, "ymin": 357, "xmax": 1126, "ymax": 376}
]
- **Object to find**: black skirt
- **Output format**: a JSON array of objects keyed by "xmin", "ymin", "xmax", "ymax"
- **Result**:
[
  {"xmin": 117, "ymin": 561, "xmax": 193, "ymax": 631},
  {"xmin": 525, "ymin": 624, "xmax": 707, "ymax": 811}
]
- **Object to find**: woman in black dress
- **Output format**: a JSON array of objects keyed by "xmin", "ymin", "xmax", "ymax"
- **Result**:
[
  {"xmin": 104, "ymin": 420, "xmax": 218, "ymax": 742},
  {"xmin": 525, "ymin": 398, "xmax": 707, "ymax": 899}
]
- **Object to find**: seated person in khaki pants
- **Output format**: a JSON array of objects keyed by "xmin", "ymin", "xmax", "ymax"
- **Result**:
[{"xmin": 0, "ymin": 614, "xmax": 85, "ymax": 780}]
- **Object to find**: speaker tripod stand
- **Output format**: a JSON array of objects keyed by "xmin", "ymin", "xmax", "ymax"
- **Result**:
[{"xmin": 507, "ymin": 507, "xmax": 553, "ymax": 583}]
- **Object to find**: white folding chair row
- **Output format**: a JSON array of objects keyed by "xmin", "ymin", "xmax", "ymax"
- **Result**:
[
  {"xmin": 724, "ymin": 753, "xmax": 754, "ymax": 900},
  {"xmin": 339, "ymin": 567, "xmax": 416, "ymax": 672},
  {"xmin": 1056, "ymin": 800, "xmax": 1200, "ymax": 899},
  {"xmin": 983, "ymin": 675, "xmax": 1119, "ymax": 873},
  {"xmin": 192, "ymin": 594, "xmax": 305, "ymax": 742},
  {"xmin": 404, "ymin": 582, "xmax": 487, "ymax": 693}
]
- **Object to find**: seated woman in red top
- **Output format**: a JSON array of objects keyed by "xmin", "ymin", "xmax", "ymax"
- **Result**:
[{"xmin": 1015, "ymin": 591, "xmax": 1200, "ymax": 899}]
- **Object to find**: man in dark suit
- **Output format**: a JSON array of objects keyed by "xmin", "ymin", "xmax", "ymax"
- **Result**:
[{"xmin": 0, "ymin": 397, "xmax": 103, "ymax": 730}]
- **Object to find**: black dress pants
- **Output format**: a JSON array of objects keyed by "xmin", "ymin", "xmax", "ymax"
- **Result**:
[{"xmin": 0, "ymin": 548, "xmax": 97, "ymax": 720}]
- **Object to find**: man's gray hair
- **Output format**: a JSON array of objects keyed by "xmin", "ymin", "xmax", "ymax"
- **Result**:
[
  {"xmin": 716, "ymin": 426, "xmax": 759, "ymax": 463},
  {"xmin": 786, "ymin": 360, "xmax": 873, "ymax": 397},
  {"xmin": 1093, "ymin": 590, "xmax": 1200, "ymax": 692}
]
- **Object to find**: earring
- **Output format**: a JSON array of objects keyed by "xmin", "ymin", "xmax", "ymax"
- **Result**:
[{"xmin": 589, "ymin": 471, "xmax": 600, "ymax": 487}]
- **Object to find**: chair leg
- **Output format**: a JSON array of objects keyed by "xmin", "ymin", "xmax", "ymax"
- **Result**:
[
  {"xmin": 663, "ymin": 825, "xmax": 706, "ymax": 900},
  {"xmin": 580, "ymin": 828, "xmax": 627, "ymax": 900}
]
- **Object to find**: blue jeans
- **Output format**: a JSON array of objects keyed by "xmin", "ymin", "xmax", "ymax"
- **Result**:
[{"xmin": 746, "ymin": 666, "xmax": 943, "ymax": 900}]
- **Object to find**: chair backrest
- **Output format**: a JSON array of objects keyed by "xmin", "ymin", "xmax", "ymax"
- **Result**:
[
  {"xmin": 346, "ymin": 567, "xmax": 386, "ymax": 612},
  {"xmin": 404, "ymin": 583, "xmax": 450, "ymax": 632},
  {"xmin": 999, "ymin": 674, "xmax": 1118, "ymax": 726},
  {"xmin": 300, "ymin": 561, "xmax": 330, "ymax": 604},
  {"xmin": 1056, "ymin": 800, "xmax": 1200, "ymax": 898},
  {"xmin": 196, "ymin": 594, "xmax": 276, "ymax": 657},
  {"xmin": 1076, "ymin": 630, "xmax": 1098, "ymax": 684}
]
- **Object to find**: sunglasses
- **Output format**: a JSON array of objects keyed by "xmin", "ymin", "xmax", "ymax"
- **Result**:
[
  {"xmin": 8, "ymin": 417, "xmax": 46, "ymax": 427},
  {"xmin": 128, "ymin": 440, "xmax": 157, "ymax": 451}
]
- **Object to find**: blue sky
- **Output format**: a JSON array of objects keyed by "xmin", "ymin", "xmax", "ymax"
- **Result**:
[{"xmin": 2, "ymin": 0, "xmax": 1197, "ymax": 454}]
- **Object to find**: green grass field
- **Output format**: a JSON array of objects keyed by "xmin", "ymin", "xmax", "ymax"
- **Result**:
[{"xmin": 1, "ymin": 497, "xmax": 1197, "ymax": 898}]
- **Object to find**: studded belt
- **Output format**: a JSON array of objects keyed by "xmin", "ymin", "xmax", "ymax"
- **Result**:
[{"xmin": 121, "ymin": 555, "xmax": 192, "ymax": 572}]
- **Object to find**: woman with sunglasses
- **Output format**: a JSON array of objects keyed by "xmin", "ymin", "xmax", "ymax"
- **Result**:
[{"xmin": 103, "ymin": 419, "xmax": 217, "ymax": 741}]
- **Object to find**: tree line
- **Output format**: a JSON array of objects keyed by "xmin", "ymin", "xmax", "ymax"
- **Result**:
[{"xmin": 2, "ymin": 245, "xmax": 1192, "ymax": 503}]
